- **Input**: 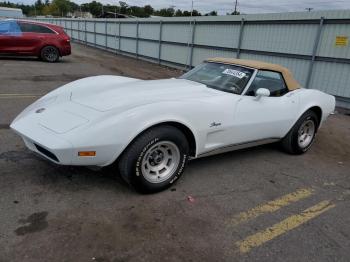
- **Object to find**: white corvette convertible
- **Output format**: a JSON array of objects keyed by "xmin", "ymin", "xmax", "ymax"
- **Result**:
[{"xmin": 11, "ymin": 58, "xmax": 335, "ymax": 193}]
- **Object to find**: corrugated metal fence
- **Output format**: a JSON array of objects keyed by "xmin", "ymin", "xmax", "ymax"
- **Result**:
[{"xmin": 35, "ymin": 10, "xmax": 350, "ymax": 108}]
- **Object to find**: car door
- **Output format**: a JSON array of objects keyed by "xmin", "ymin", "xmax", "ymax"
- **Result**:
[
  {"xmin": 0, "ymin": 21, "xmax": 21, "ymax": 53},
  {"xmin": 232, "ymin": 70, "xmax": 299, "ymax": 143},
  {"xmin": 16, "ymin": 22, "xmax": 45, "ymax": 54}
]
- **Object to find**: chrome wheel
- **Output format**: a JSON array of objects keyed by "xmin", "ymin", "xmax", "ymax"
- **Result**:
[
  {"xmin": 297, "ymin": 119, "xmax": 315, "ymax": 148},
  {"xmin": 141, "ymin": 141, "xmax": 180, "ymax": 184},
  {"xmin": 42, "ymin": 47, "xmax": 58, "ymax": 62}
]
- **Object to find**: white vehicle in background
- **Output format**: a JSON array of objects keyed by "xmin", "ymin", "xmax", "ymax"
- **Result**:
[
  {"xmin": 11, "ymin": 58, "xmax": 335, "ymax": 193},
  {"xmin": 0, "ymin": 7, "xmax": 23, "ymax": 18}
]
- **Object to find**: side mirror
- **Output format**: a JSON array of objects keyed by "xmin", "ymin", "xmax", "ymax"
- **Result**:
[{"xmin": 255, "ymin": 88, "xmax": 270, "ymax": 99}]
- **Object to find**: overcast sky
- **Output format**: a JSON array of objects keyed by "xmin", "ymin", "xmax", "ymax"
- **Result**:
[{"xmin": 11, "ymin": 0, "xmax": 350, "ymax": 14}]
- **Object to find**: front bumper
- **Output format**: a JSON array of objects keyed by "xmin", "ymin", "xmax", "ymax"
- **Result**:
[
  {"xmin": 11, "ymin": 121, "xmax": 74, "ymax": 165},
  {"xmin": 10, "ymin": 94, "xmax": 124, "ymax": 167},
  {"xmin": 11, "ymin": 111, "xmax": 122, "ymax": 167}
]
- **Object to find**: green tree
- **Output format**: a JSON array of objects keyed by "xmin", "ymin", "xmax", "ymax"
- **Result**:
[
  {"xmin": 155, "ymin": 7, "xmax": 175, "ymax": 17},
  {"xmin": 191, "ymin": 9, "xmax": 201, "ymax": 16},
  {"xmin": 87, "ymin": 0, "xmax": 103, "ymax": 16},
  {"xmin": 205, "ymin": 10, "xmax": 217, "ymax": 16},
  {"xmin": 182, "ymin": 10, "xmax": 191, "ymax": 16},
  {"xmin": 181, "ymin": 9, "xmax": 201, "ymax": 16},
  {"xmin": 119, "ymin": 1, "xmax": 128, "ymax": 14},
  {"xmin": 50, "ymin": 0, "xmax": 71, "ymax": 16},
  {"xmin": 34, "ymin": 0, "xmax": 44, "ymax": 15},
  {"xmin": 174, "ymin": 9, "xmax": 183, "ymax": 16},
  {"xmin": 129, "ymin": 6, "xmax": 149, "ymax": 17},
  {"xmin": 104, "ymin": 4, "xmax": 119, "ymax": 14},
  {"xmin": 81, "ymin": 3, "xmax": 90, "ymax": 12},
  {"xmin": 144, "ymin": 5, "xmax": 153, "ymax": 16}
]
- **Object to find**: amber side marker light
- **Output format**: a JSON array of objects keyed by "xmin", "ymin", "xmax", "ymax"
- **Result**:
[{"xmin": 78, "ymin": 151, "xmax": 96, "ymax": 157}]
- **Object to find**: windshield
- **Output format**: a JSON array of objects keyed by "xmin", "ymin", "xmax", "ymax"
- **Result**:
[{"xmin": 180, "ymin": 62, "xmax": 254, "ymax": 94}]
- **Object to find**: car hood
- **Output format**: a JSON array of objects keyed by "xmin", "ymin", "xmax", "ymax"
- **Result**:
[
  {"xmin": 11, "ymin": 76, "xmax": 223, "ymax": 135},
  {"xmin": 70, "ymin": 76, "xmax": 220, "ymax": 112}
]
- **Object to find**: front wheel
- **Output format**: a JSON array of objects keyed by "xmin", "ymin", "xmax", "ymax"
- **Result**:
[
  {"xmin": 40, "ymin": 46, "xmax": 59, "ymax": 62},
  {"xmin": 281, "ymin": 110, "xmax": 318, "ymax": 154},
  {"xmin": 118, "ymin": 126, "xmax": 189, "ymax": 193}
]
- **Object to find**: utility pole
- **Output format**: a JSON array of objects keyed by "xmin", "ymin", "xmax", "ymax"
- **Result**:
[
  {"xmin": 170, "ymin": 5, "xmax": 175, "ymax": 16},
  {"xmin": 305, "ymin": 7, "xmax": 313, "ymax": 12},
  {"xmin": 190, "ymin": 0, "xmax": 194, "ymax": 16},
  {"xmin": 234, "ymin": 0, "xmax": 238, "ymax": 14}
]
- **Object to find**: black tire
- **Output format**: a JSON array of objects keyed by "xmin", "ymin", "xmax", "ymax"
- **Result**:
[
  {"xmin": 40, "ymin": 46, "xmax": 59, "ymax": 62},
  {"xmin": 281, "ymin": 110, "xmax": 319, "ymax": 154},
  {"xmin": 118, "ymin": 125, "xmax": 189, "ymax": 193}
]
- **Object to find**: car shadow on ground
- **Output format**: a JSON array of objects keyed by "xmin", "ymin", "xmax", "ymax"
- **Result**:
[
  {"xmin": 0, "ymin": 56, "xmax": 39, "ymax": 62},
  {"xmin": 9, "ymin": 142, "xmax": 281, "ymax": 195},
  {"xmin": 0, "ymin": 56, "xmax": 71, "ymax": 63}
]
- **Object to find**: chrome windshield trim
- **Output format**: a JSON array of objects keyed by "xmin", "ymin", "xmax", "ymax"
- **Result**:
[{"xmin": 241, "ymin": 69, "xmax": 258, "ymax": 96}]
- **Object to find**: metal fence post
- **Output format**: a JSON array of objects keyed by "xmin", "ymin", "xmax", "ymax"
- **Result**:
[
  {"xmin": 158, "ymin": 20, "xmax": 163, "ymax": 65},
  {"xmin": 94, "ymin": 20, "xmax": 96, "ymax": 47},
  {"xmin": 84, "ymin": 20, "xmax": 87, "ymax": 45},
  {"xmin": 70, "ymin": 20, "xmax": 73, "ymax": 37},
  {"xmin": 78, "ymin": 20, "xmax": 80, "ymax": 42},
  {"xmin": 136, "ymin": 21, "xmax": 139, "ymax": 58},
  {"xmin": 305, "ymin": 17, "xmax": 324, "ymax": 89},
  {"xmin": 236, "ymin": 18, "xmax": 245, "ymax": 58},
  {"xmin": 105, "ymin": 19, "xmax": 108, "ymax": 49},
  {"xmin": 114, "ymin": 20, "xmax": 117, "ymax": 54},
  {"xmin": 118, "ymin": 22, "xmax": 121, "ymax": 53},
  {"xmin": 188, "ymin": 20, "xmax": 196, "ymax": 69}
]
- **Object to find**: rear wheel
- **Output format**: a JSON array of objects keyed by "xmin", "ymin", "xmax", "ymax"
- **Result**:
[
  {"xmin": 40, "ymin": 46, "xmax": 59, "ymax": 62},
  {"xmin": 118, "ymin": 125, "xmax": 189, "ymax": 193},
  {"xmin": 281, "ymin": 110, "xmax": 318, "ymax": 154}
]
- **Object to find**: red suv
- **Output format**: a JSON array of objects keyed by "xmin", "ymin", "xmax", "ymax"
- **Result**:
[{"xmin": 0, "ymin": 19, "xmax": 71, "ymax": 62}]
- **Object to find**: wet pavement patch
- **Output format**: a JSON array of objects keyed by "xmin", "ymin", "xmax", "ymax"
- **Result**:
[{"xmin": 15, "ymin": 211, "xmax": 49, "ymax": 236}]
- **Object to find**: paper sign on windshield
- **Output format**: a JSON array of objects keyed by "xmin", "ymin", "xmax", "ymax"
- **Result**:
[{"xmin": 222, "ymin": 69, "xmax": 246, "ymax": 79}]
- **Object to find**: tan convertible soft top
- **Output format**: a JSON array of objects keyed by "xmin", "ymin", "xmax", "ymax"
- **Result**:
[{"xmin": 206, "ymin": 57, "xmax": 300, "ymax": 91}]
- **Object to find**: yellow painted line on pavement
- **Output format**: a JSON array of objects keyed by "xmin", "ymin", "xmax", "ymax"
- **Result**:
[
  {"xmin": 0, "ymin": 93, "xmax": 43, "ymax": 96},
  {"xmin": 0, "ymin": 93, "xmax": 42, "ymax": 99},
  {"xmin": 0, "ymin": 96, "xmax": 38, "ymax": 99},
  {"xmin": 236, "ymin": 200, "xmax": 335, "ymax": 254},
  {"xmin": 230, "ymin": 188, "xmax": 314, "ymax": 226}
]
